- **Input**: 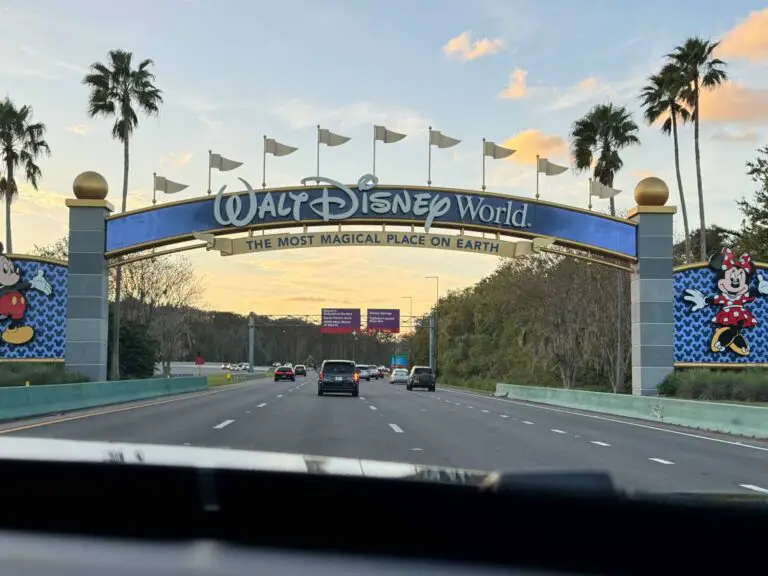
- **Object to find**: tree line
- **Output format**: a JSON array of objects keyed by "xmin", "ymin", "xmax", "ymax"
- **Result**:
[{"xmin": 404, "ymin": 146, "xmax": 768, "ymax": 393}]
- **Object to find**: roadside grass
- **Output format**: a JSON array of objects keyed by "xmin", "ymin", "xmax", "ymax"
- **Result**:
[{"xmin": 206, "ymin": 372, "xmax": 267, "ymax": 387}]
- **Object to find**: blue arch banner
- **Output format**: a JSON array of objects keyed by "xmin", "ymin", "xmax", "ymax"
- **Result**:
[
  {"xmin": 106, "ymin": 177, "xmax": 636, "ymax": 259},
  {"xmin": 0, "ymin": 255, "xmax": 67, "ymax": 361},
  {"xmin": 674, "ymin": 258, "xmax": 768, "ymax": 365}
]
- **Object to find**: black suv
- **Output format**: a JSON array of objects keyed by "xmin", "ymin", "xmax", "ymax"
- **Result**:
[
  {"xmin": 318, "ymin": 360, "xmax": 359, "ymax": 397},
  {"xmin": 407, "ymin": 366, "xmax": 436, "ymax": 392},
  {"xmin": 294, "ymin": 364, "xmax": 307, "ymax": 376}
]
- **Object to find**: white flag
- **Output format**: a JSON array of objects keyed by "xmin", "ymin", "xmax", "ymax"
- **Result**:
[
  {"xmin": 430, "ymin": 130, "xmax": 461, "ymax": 149},
  {"xmin": 265, "ymin": 138, "xmax": 298, "ymax": 157},
  {"xmin": 537, "ymin": 158, "xmax": 568, "ymax": 176},
  {"xmin": 374, "ymin": 125, "xmax": 406, "ymax": 144},
  {"xmin": 209, "ymin": 153, "xmax": 243, "ymax": 172},
  {"xmin": 318, "ymin": 128, "xmax": 351, "ymax": 147},
  {"xmin": 483, "ymin": 140, "xmax": 515, "ymax": 159},
  {"xmin": 590, "ymin": 180, "xmax": 621, "ymax": 199},
  {"xmin": 154, "ymin": 176, "xmax": 188, "ymax": 194}
]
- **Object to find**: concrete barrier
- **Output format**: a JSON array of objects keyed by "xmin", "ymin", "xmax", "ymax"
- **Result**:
[
  {"xmin": 0, "ymin": 377, "xmax": 207, "ymax": 422},
  {"xmin": 495, "ymin": 383, "xmax": 768, "ymax": 439}
]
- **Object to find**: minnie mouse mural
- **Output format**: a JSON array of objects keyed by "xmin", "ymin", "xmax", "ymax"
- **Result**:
[{"xmin": 683, "ymin": 247, "xmax": 768, "ymax": 357}]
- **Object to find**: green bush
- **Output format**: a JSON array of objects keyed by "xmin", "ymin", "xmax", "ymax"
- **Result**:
[
  {"xmin": 107, "ymin": 309, "xmax": 158, "ymax": 380},
  {"xmin": 659, "ymin": 369, "xmax": 768, "ymax": 402},
  {"xmin": 0, "ymin": 363, "xmax": 89, "ymax": 387}
]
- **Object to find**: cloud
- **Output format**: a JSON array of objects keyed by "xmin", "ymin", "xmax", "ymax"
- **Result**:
[
  {"xmin": 718, "ymin": 8, "xmax": 768, "ymax": 63},
  {"xmin": 497, "ymin": 69, "xmax": 527, "ymax": 100},
  {"xmin": 160, "ymin": 151, "xmax": 194, "ymax": 167},
  {"xmin": 711, "ymin": 128, "xmax": 759, "ymax": 143},
  {"xmin": 271, "ymin": 99, "xmax": 431, "ymax": 135},
  {"xmin": 544, "ymin": 74, "xmax": 644, "ymax": 112},
  {"xmin": 699, "ymin": 81, "xmax": 768, "ymax": 124},
  {"xmin": 500, "ymin": 130, "xmax": 568, "ymax": 165},
  {"xmin": 442, "ymin": 31, "xmax": 504, "ymax": 62},
  {"xmin": 66, "ymin": 125, "xmax": 90, "ymax": 135}
]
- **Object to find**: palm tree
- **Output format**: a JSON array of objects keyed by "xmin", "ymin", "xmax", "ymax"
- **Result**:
[
  {"xmin": 83, "ymin": 49, "xmax": 163, "ymax": 380},
  {"xmin": 569, "ymin": 103, "xmax": 640, "ymax": 395},
  {"xmin": 0, "ymin": 98, "xmax": 50, "ymax": 253},
  {"xmin": 570, "ymin": 103, "xmax": 640, "ymax": 216},
  {"xmin": 639, "ymin": 66, "xmax": 692, "ymax": 262},
  {"xmin": 666, "ymin": 37, "xmax": 728, "ymax": 261}
]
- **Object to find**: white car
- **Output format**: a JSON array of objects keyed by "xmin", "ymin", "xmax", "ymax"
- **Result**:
[
  {"xmin": 356, "ymin": 365, "xmax": 371, "ymax": 381},
  {"xmin": 390, "ymin": 368, "xmax": 409, "ymax": 384}
]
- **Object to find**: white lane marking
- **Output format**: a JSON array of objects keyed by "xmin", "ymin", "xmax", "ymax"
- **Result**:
[
  {"xmin": 257, "ymin": 403, "xmax": 267, "ymax": 408},
  {"xmin": 551, "ymin": 428, "xmax": 566, "ymax": 434},
  {"xmin": 436, "ymin": 388, "xmax": 768, "ymax": 453},
  {"xmin": 649, "ymin": 458, "xmax": 674, "ymax": 465},
  {"xmin": 246, "ymin": 410, "xmax": 251, "ymax": 414},
  {"xmin": 360, "ymin": 397, "xmax": 366, "ymax": 400},
  {"xmin": 389, "ymin": 423, "xmax": 404, "ymax": 433},
  {"xmin": 521, "ymin": 420, "xmax": 533, "ymax": 425},
  {"xmin": 482, "ymin": 409, "xmax": 490, "ymax": 414},
  {"xmin": 369, "ymin": 405, "xmax": 378, "ymax": 411},
  {"xmin": 213, "ymin": 419, "xmax": 234, "ymax": 429},
  {"xmin": 591, "ymin": 441, "xmax": 611, "ymax": 447},
  {"xmin": 276, "ymin": 394, "xmax": 283, "ymax": 398},
  {"xmin": 455, "ymin": 403, "xmax": 462, "ymax": 406},
  {"xmin": 467, "ymin": 406, "xmax": 474, "ymax": 409},
  {"xmin": 740, "ymin": 484, "xmax": 768, "ymax": 494},
  {"xmin": 412, "ymin": 447, "xmax": 423, "ymax": 452},
  {"xmin": 500, "ymin": 414, "xmax": 509, "ymax": 419}
]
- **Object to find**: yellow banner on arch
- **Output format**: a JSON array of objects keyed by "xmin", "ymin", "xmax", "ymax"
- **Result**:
[{"xmin": 194, "ymin": 231, "xmax": 554, "ymax": 259}]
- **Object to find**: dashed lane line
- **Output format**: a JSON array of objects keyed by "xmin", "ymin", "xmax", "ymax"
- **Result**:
[
  {"xmin": 591, "ymin": 441, "xmax": 611, "ymax": 447},
  {"xmin": 649, "ymin": 457, "xmax": 674, "ymax": 465},
  {"xmin": 740, "ymin": 484, "xmax": 768, "ymax": 494},
  {"xmin": 257, "ymin": 403, "xmax": 267, "ymax": 408},
  {"xmin": 551, "ymin": 429, "xmax": 566, "ymax": 434},
  {"xmin": 369, "ymin": 406, "xmax": 378, "ymax": 411},
  {"xmin": 389, "ymin": 423, "xmax": 404, "ymax": 433},
  {"xmin": 521, "ymin": 420, "xmax": 534, "ymax": 425},
  {"xmin": 213, "ymin": 419, "xmax": 234, "ymax": 430}
]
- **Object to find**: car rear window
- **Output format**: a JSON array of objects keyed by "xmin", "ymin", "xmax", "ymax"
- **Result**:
[
  {"xmin": 413, "ymin": 367, "xmax": 433, "ymax": 375},
  {"xmin": 323, "ymin": 362, "xmax": 355, "ymax": 373},
  {"xmin": 277, "ymin": 366, "xmax": 291, "ymax": 370}
]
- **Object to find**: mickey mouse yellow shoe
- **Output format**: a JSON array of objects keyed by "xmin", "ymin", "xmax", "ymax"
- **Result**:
[{"xmin": 1, "ymin": 325, "xmax": 34, "ymax": 345}]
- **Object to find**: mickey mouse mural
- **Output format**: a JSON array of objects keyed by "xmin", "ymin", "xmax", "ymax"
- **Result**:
[
  {"xmin": 683, "ymin": 248, "xmax": 768, "ymax": 357},
  {"xmin": 0, "ymin": 242, "xmax": 53, "ymax": 345}
]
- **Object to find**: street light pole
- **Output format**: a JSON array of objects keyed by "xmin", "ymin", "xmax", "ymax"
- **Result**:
[
  {"xmin": 401, "ymin": 296, "xmax": 413, "ymax": 333},
  {"xmin": 424, "ymin": 276, "xmax": 439, "ymax": 373}
]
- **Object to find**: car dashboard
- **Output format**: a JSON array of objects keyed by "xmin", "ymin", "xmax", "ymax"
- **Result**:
[{"xmin": 0, "ymin": 456, "xmax": 764, "ymax": 575}]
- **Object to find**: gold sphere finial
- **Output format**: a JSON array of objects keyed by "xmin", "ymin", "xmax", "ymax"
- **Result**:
[
  {"xmin": 634, "ymin": 176, "xmax": 669, "ymax": 206},
  {"xmin": 72, "ymin": 171, "xmax": 108, "ymax": 200}
]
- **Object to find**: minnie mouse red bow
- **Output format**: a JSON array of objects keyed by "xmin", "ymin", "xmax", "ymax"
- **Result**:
[{"xmin": 721, "ymin": 247, "xmax": 753, "ymax": 273}]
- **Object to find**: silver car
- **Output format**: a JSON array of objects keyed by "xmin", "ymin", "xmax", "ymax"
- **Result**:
[
  {"xmin": 390, "ymin": 368, "xmax": 409, "ymax": 384},
  {"xmin": 356, "ymin": 365, "xmax": 371, "ymax": 381}
]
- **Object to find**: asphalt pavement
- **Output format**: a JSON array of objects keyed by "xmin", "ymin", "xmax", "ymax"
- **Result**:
[{"xmin": 1, "ymin": 374, "xmax": 766, "ymax": 495}]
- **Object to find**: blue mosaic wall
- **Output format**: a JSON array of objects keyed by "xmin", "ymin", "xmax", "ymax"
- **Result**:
[
  {"xmin": 674, "ymin": 263, "xmax": 768, "ymax": 364},
  {"xmin": 0, "ymin": 257, "xmax": 67, "ymax": 360}
]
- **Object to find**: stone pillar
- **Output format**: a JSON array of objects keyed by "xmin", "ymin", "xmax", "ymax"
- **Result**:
[
  {"xmin": 64, "ymin": 171, "xmax": 113, "ymax": 382},
  {"xmin": 628, "ymin": 177, "xmax": 677, "ymax": 396}
]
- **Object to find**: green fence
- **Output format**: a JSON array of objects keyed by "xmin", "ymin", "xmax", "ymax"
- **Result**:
[
  {"xmin": 0, "ymin": 377, "xmax": 207, "ymax": 422},
  {"xmin": 495, "ymin": 383, "xmax": 768, "ymax": 439}
]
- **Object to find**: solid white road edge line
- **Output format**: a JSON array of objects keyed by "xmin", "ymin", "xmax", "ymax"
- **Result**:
[{"xmin": 436, "ymin": 387, "xmax": 768, "ymax": 453}]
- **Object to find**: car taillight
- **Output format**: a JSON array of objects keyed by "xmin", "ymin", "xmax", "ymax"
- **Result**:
[
  {"xmin": 353, "ymin": 372, "xmax": 359, "ymax": 382},
  {"xmin": 319, "ymin": 372, "xmax": 324, "ymax": 380}
]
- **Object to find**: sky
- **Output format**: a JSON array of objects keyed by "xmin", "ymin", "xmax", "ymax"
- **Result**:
[{"xmin": 2, "ymin": 0, "xmax": 768, "ymax": 321}]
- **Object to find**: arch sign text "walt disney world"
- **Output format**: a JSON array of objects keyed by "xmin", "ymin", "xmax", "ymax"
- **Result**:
[{"xmin": 212, "ymin": 174, "xmax": 532, "ymax": 233}]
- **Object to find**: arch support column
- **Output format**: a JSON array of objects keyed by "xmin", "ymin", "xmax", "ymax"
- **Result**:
[
  {"xmin": 64, "ymin": 172, "xmax": 113, "ymax": 382},
  {"xmin": 628, "ymin": 177, "xmax": 677, "ymax": 396}
]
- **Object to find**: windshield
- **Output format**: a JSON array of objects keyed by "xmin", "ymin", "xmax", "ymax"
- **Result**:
[{"xmin": 3, "ymin": 2, "xmax": 767, "ymax": 503}]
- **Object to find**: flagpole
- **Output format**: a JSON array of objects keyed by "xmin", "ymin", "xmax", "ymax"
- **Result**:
[
  {"xmin": 427, "ymin": 126, "xmax": 432, "ymax": 186},
  {"xmin": 207, "ymin": 150, "xmax": 212, "ymax": 195},
  {"xmin": 481, "ymin": 138, "xmax": 486, "ymax": 191},
  {"xmin": 152, "ymin": 172, "xmax": 157, "ymax": 205},
  {"xmin": 588, "ymin": 178, "xmax": 593, "ymax": 210},
  {"xmin": 316, "ymin": 125, "xmax": 321, "ymax": 181},
  {"xmin": 372, "ymin": 125, "xmax": 377, "ymax": 176},
  {"xmin": 535, "ymin": 154, "xmax": 540, "ymax": 200},
  {"xmin": 262, "ymin": 135, "xmax": 267, "ymax": 189}
]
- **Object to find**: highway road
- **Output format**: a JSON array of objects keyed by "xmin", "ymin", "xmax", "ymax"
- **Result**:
[{"xmin": 1, "ymin": 375, "xmax": 766, "ymax": 495}]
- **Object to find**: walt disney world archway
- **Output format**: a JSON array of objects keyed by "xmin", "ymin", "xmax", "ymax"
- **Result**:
[{"xmin": 9, "ymin": 169, "xmax": 745, "ymax": 397}]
